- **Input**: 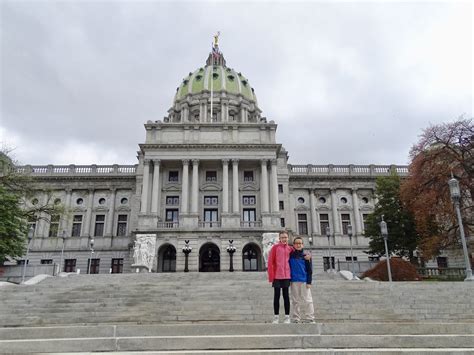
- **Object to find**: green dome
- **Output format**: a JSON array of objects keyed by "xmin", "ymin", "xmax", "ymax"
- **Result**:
[{"xmin": 174, "ymin": 64, "xmax": 257, "ymax": 104}]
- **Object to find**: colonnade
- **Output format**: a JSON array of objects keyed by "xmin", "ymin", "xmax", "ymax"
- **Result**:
[{"xmin": 140, "ymin": 158, "xmax": 280, "ymax": 216}]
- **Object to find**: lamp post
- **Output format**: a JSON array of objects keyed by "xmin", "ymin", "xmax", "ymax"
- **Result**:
[
  {"xmin": 347, "ymin": 224, "xmax": 356, "ymax": 280},
  {"xmin": 380, "ymin": 215, "xmax": 392, "ymax": 283},
  {"xmin": 88, "ymin": 237, "xmax": 95, "ymax": 274},
  {"xmin": 448, "ymin": 176, "xmax": 473, "ymax": 281},
  {"xmin": 21, "ymin": 225, "xmax": 35, "ymax": 284},
  {"xmin": 182, "ymin": 240, "xmax": 192, "ymax": 272},
  {"xmin": 59, "ymin": 230, "xmax": 66, "ymax": 274},
  {"xmin": 326, "ymin": 226, "xmax": 333, "ymax": 272},
  {"xmin": 226, "ymin": 240, "xmax": 236, "ymax": 272}
]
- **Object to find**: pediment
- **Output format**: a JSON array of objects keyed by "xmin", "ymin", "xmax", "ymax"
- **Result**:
[
  {"xmin": 241, "ymin": 183, "xmax": 258, "ymax": 191},
  {"xmin": 294, "ymin": 205, "xmax": 309, "ymax": 212},
  {"xmin": 201, "ymin": 183, "xmax": 221, "ymax": 191},
  {"xmin": 162, "ymin": 185, "xmax": 181, "ymax": 192}
]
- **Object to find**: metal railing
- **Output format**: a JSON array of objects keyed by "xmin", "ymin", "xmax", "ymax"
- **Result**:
[
  {"xmin": 336, "ymin": 260, "xmax": 380, "ymax": 275},
  {"xmin": 417, "ymin": 267, "xmax": 466, "ymax": 280}
]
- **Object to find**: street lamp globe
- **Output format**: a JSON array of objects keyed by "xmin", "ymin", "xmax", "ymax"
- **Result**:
[{"xmin": 448, "ymin": 176, "xmax": 461, "ymax": 201}]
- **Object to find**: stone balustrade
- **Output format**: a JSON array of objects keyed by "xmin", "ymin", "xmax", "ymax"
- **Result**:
[
  {"xmin": 16, "ymin": 164, "xmax": 138, "ymax": 176},
  {"xmin": 288, "ymin": 164, "xmax": 409, "ymax": 177}
]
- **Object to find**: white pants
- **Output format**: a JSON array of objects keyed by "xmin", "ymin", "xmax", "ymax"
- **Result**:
[{"xmin": 290, "ymin": 282, "xmax": 314, "ymax": 321}]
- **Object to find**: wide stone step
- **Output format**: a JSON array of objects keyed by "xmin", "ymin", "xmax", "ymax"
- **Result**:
[{"xmin": 1, "ymin": 323, "xmax": 473, "ymax": 353}]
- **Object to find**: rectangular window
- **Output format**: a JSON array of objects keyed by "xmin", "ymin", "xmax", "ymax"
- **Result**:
[
  {"xmin": 278, "ymin": 184, "xmax": 283, "ymax": 193},
  {"xmin": 243, "ymin": 171, "xmax": 254, "ymax": 182},
  {"xmin": 437, "ymin": 256, "xmax": 448, "ymax": 268},
  {"xmin": 298, "ymin": 214, "xmax": 308, "ymax": 235},
  {"xmin": 206, "ymin": 171, "xmax": 217, "ymax": 182},
  {"xmin": 368, "ymin": 256, "xmax": 380, "ymax": 262},
  {"xmin": 88, "ymin": 258, "xmax": 100, "ymax": 274},
  {"xmin": 165, "ymin": 209, "xmax": 179, "ymax": 222},
  {"xmin": 71, "ymin": 215, "xmax": 83, "ymax": 237},
  {"xmin": 363, "ymin": 214, "xmax": 369, "ymax": 233},
  {"xmin": 323, "ymin": 256, "xmax": 335, "ymax": 271},
  {"xmin": 204, "ymin": 196, "xmax": 218, "ymax": 206},
  {"xmin": 166, "ymin": 196, "xmax": 179, "ymax": 205},
  {"xmin": 279, "ymin": 201, "xmax": 284, "ymax": 210},
  {"xmin": 243, "ymin": 208, "xmax": 256, "ymax": 222},
  {"xmin": 111, "ymin": 258, "xmax": 124, "ymax": 274},
  {"xmin": 242, "ymin": 196, "xmax": 256, "ymax": 205},
  {"xmin": 280, "ymin": 218, "xmax": 285, "ymax": 227},
  {"xmin": 320, "ymin": 213, "xmax": 329, "ymax": 235},
  {"xmin": 28, "ymin": 217, "xmax": 37, "ymax": 237},
  {"xmin": 48, "ymin": 214, "xmax": 60, "ymax": 237},
  {"xmin": 116, "ymin": 214, "xmax": 128, "ymax": 236},
  {"xmin": 204, "ymin": 209, "xmax": 218, "ymax": 225},
  {"xmin": 64, "ymin": 259, "xmax": 76, "ymax": 272},
  {"xmin": 345, "ymin": 256, "xmax": 358, "ymax": 261},
  {"xmin": 41, "ymin": 259, "xmax": 53, "ymax": 265},
  {"xmin": 94, "ymin": 215, "xmax": 105, "ymax": 237},
  {"xmin": 341, "ymin": 214, "xmax": 351, "ymax": 235},
  {"xmin": 168, "ymin": 171, "xmax": 179, "ymax": 182}
]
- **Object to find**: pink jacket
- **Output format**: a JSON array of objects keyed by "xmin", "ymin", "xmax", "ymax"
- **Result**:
[{"xmin": 267, "ymin": 243, "xmax": 293, "ymax": 282}]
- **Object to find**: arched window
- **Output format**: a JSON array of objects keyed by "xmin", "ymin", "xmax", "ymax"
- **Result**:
[{"xmin": 242, "ymin": 244, "xmax": 261, "ymax": 271}]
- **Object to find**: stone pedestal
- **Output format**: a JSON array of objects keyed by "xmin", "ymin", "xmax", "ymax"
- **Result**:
[{"xmin": 132, "ymin": 264, "xmax": 150, "ymax": 273}]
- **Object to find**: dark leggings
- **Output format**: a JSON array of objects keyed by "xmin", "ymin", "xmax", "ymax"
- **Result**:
[{"xmin": 273, "ymin": 287, "xmax": 290, "ymax": 315}]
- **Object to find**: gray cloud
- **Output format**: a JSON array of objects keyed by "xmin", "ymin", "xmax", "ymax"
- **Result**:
[{"xmin": 1, "ymin": 1, "xmax": 471, "ymax": 166}]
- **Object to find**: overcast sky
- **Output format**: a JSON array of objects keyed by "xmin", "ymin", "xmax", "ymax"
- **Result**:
[{"xmin": 1, "ymin": 0, "xmax": 472, "ymax": 166}]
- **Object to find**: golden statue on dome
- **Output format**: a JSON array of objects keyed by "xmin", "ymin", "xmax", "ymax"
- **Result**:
[{"xmin": 213, "ymin": 31, "xmax": 220, "ymax": 47}]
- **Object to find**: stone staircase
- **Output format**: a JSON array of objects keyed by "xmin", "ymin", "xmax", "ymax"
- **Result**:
[{"xmin": 0, "ymin": 272, "xmax": 473, "ymax": 353}]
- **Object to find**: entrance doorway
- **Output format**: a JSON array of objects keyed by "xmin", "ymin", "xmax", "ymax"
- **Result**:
[
  {"xmin": 158, "ymin": 244, "xmax": 176, "ymax": 272},
  {"xmin": 199, "ymin": 243, "xmax": 220, "ymax": 272}
]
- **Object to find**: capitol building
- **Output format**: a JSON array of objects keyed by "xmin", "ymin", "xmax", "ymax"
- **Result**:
[{"xmin": 16, "ymin": 40, "xmax": 409, "ymax": 275}]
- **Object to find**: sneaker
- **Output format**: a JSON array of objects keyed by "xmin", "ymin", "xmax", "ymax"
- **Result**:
[
  {"xmin": 303, "ymin": 319, "xmax": 316, "ymax": 324},
  {"xmin": 272, "ymin": 315, "xmax": 279, "ymax": 324},
  {"xmin": 292, "ymin": 319, "xmax": 301, "ymax": 324},
  {"xmin": 283, "ymin": 315, "xmax": 291, "ymax": 324}
]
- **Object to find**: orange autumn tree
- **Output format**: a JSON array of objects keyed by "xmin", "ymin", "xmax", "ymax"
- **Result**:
[{"xmin": 400, "ymin": 118, "xmax": 473, "ymax": 260}]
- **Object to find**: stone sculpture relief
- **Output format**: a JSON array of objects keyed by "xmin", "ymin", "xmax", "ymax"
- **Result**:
[
  {"xmin": 262, "ymin": 232, "xmax": 279, "ymax": 268},
  {"xmin": 132, "ymin": 234, "xmax": 157, "ymax": 272}
]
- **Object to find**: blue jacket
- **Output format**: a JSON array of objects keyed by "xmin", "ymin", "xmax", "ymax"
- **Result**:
[{"xmin": 289, "ymin": 249, "xmax": 313, "ymax": 284}]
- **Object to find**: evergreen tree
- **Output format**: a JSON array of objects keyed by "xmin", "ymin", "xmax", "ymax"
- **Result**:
[{"xmin": 365, "ymin": 173, "xmax": 419, "ymax": 261}]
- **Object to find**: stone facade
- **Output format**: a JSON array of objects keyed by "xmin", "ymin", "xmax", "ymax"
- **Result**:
[{"xmin": 11, "ymin": 46, "xmax": 468, "ymax": 275}]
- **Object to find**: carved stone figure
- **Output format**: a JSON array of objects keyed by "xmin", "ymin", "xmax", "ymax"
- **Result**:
[
  {"xmin": 262, "ymin": 232, "xmax": 279, "ymax": 268},
  {"xmin": 132, "ymin": 234, "xmax": 157, "ymax": 272}
]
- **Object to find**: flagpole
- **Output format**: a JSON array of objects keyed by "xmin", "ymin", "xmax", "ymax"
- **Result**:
[{"xmin": 210, "ymin": 52, "xmax": 213, "ymax": 122}]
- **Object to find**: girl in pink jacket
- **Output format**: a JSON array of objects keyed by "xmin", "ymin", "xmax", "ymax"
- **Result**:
[{"xmin": 267, "ymin": 230, "xmax": 293, "ymax": 324}]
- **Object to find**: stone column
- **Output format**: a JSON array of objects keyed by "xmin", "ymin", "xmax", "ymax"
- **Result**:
[
  {"xmin": 83, "ymin": 189, "xmax": 94, "ymax": 237},
  {"xmin": 150, "ymin": 160, "xmax": 161, "ymax": 214},
  {"xmin": 270, "ymin": 159, "xmax": 279, "ymax": 213},
  {"xmin": 140, "ymin": 160, "xmax": 150, "ymax": 213},
  {"xmin": 260, "ymin": 159, "xmax": 269, "ymax": 213},
  {"xmin": 105, "ymin": 188, "xmax": 116, "ymax": 237},
  {"xmin": 181, "ymin": 160, "xmax": 190, "ymax": 214},
  {"xmin": 330, "ymin": 188, "xmax": 340, "ymax": 234},
  {"xmin": 222, "ymin": 159, "xmax": 229, "ymax": 214},
  {"xmin": 310, "ymin": 189, "xmax": 319, "ymax": 235},
  {"xmin": 191, "ymin": 159, "xmax": 199, "ymax": 214},
  {"xmin": 232, "ymin": 159, "xmax": 239, "ymax": 213},
  {"xmin": 352, "ymin": 189, "xmax": 362, "ymax": 235}
]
